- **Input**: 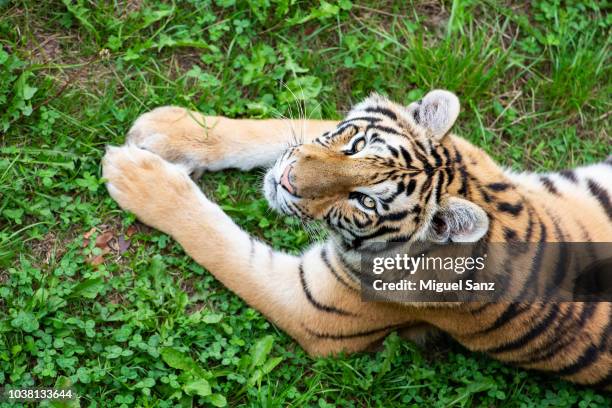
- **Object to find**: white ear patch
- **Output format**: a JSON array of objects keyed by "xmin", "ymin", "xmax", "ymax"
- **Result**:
[
  {"xmin": 411, "ymin": 90, "xmax": 460, "ymax": 139},
  {"xmin": 428, "ymin": 196, "xmax": 489, "ymax": 243}
]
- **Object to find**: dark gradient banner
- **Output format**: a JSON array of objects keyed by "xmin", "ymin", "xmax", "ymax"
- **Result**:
[{"xmin": 358, "ymin": 242, "xmax": 612, "ymax": 302}]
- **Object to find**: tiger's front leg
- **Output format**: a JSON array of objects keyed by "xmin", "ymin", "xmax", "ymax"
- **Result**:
[
  {"xmin": 102, "ymin": 145, "xmax": 414, "ymax": 356},
  {"xmin": 125, "ymin": 106, "xmax": 338, "ymax": 176}
]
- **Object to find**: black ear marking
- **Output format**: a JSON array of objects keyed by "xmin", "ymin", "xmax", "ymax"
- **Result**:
[
  {"xmin": 431, "ymin": 214, "xmax": 448, "ymax": 238},
  {"xmin": 412, "ymin": 109, "xmax": 420, "ymax": 124},
  {"xmin": 427, "ymin": 197, "xmax": 489, "ymax": 243}
]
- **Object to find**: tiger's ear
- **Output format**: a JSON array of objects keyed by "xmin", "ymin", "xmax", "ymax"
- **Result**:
[
  {"xmin": 407, "ymin": 90, "xmax": 460, "ymax": 140},
  {"xmin": 427, "ymin": 196, "xmax": 489, "ymax": 243}
]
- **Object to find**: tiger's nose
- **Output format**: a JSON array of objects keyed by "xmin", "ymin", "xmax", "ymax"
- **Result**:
[{"xmin": 280, "ymin": 164, "xmax": 295, "ymax": 194}]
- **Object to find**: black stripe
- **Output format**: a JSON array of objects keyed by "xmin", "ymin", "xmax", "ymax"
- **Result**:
[
  {"xmin": 453, "ymin": 144, "xmax": 463, "ymax": 163},
  {"xmin": 486, "ymin": 182, "xmax": 512, "ymax": 191},
  {"xmin": 299, "ymin": 262, "xmax": 354, "ymax": 316},
  {"xmin": 431, "ymin": 148, "xmax": 443, "ymax": 167},
  {"xmin": 387, "ymin": 145, "xmax": 399, "ymax": 158},
  {"xmin": 368, "ymin": 124, "xmax": 404, "ymax": 137},
  {"xmin": 353, "ymin": 214, "xmax": 374, "ymax": 229},
  {"xmin": 302, "ymin": 323, "xmax": 400, "ymax": 340},
  {"xmin": 524, "ymin": 206, "xmax": 535, "ymax": 242},
  {"xmin": 539, "ymin": 176, "xmax": 560, "ymax": 195},
  {"xmin": 334, "ymin": 123, "xmax": 360, "ymax": 137},
  {"xmin": 422, "ymin": 184, "xmax": 434, "ymax": 207},
  {"xmin": 414, "ymin": 139, "xmax": 428, "ymax": 155},
  {"xmin": 458, "ymin": 167, "xmax": 469, "ymax": 197},
  {"xmin": 394, "ymin": 180, "xmax": 406, "ymax": 196},
  {"xmin": 547, "ymin": 212, "xmax": 569, "ymax": 293},
  {"xmin": 413, "ymin": 151, "xmax": 431, "ymax": 173},
  {"xmin": 555, "ymin": 344, "xmax": 600, "ymax": 377},
  {"xmin": 321, "ymin": 247, "xmax": 355, "ymax": 290},
  {"xmin": 364, "ymin": 106, "xmax": 398, "ymax": 120},
  {"xmin": 487, "ymin": 304, "xmax": 560, "ymax": 354},
  {"xmin": 505, "ymin": 303, "xmax": 574, "ymax": 363},
  {"xmin": 586, "ymin": 178, "xmax": 612, "ymax": 221},
  {"xmin": 337, "ymin": 116, "xmax": 382, "ymax": 127},
  {"xmin": 369, "ymin": 133, "xmax": 385, "ymax": 145},
  {"xmin": 421, "ymin": 172, "xmax": 433, "ymax": 193},
  {"xmin": 576, "ymin": 302, "xmax": 599, "ymax": 328},
  {"xmin": 558, "ymin": 170, "xmax": 577, "ymax": 183},
  {"xmin": 350, "ymin": 225, "xmax": 400, "ymax": 249},
  {"xmin": 445, "ymin": 166, "xmax": 455, "ymax": 187},
  {"xmin": 433, "ymin": 171, "xmax": 445, "ymax": 202},
  {"xmin": 405, "ymin": 179, "xmax": 417, "ymax": 196},
  {"xmin": 399, "ymin": 146, "xmax": 412, "ymax": 167},
  {"xmin": 469, "ymin": 302, "xmax": 493, "ymax": 314},
  {"xmin": 441, "ymin": 145, "xmax": 452, "ymax": 163},
  {"xmin": 497, "ymin": 202, "xmax": 523, "ymax": 216},
  {"xmin": 473, "ymin": 178, "xmax": 493, "ymax": 203},
  {"xmin": 475, "ymin": 303, "xmax": 531, "ymax": 335},
  {"xmin": 517, "ymin": 303, "xmax": 597, "ymax": 364},
  {"xmin": 503, "ymin": 227, "xmax": 518, "ymax": 241},
  {"xmin": 378, "ymin": 210, "xmax": 409, "ymax": 222},
  {"xmin": 516, "ymin": 221, "xmax": 547, "ymax": 301}
]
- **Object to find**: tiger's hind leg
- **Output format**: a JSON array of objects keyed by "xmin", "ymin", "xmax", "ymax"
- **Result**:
[{"xmin": 126, "ymin": 106, "xmax": 338, "ymax": 177}]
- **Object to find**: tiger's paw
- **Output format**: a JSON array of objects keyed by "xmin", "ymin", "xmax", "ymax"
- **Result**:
[
  {"xmin": 102, "ymin": 144, "xmax": 200, "ymax": 232},
  {"xmin": 126, "ymin": 106, "xmax": 223, "ymax": 179}
]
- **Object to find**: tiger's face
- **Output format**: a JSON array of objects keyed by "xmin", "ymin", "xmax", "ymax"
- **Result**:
[{"xmin": 264, "ymin": 90, "xmax": 489, "ymax": 250}]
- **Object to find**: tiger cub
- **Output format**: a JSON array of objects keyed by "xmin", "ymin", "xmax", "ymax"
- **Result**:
[{"xmin": 102, "ymin": 90, "xmax": 611, "ymax": 388}]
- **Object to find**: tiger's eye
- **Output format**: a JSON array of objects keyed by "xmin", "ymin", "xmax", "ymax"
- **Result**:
[
  {"xmin": 354, "ymin": 138, "xmax": 366, "ymax": 152},
  {"xmin": 360, "ymin": 195, "xmax": 376, "ymax": 209}
]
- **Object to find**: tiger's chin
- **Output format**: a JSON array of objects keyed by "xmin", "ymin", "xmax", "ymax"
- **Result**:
[{"xmin": 263, "ymin": 170, "xmax": 283, "ymax": 212}]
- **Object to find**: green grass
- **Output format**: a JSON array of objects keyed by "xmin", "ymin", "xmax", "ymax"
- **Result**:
[{"xmin": 0, "ymin": 0, "xmax": 610, "ymax": 406}]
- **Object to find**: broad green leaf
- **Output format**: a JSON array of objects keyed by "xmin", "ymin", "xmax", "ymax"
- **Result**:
[
  {"xmin": 261, "ymin": 356, "xmax": 283, "ymax": 374},
  {"xmin": 22, "ymin": 83, "xmax": 37, "ymax": 100},
  {"xmin": 140, "ymin": 5, "xmax": 174, "ymax": 29},
  {"xmin": 207, "ymin": 393, "xmax": 227, "ymax": 407},
  {"xmin": 160, "ymin": 347, "xmax": 195, "ymax": 371},
  {"xmin": 202, "ymin": 313, "xmax": 223, "ymax": 324},
  {"xmin": 183, "ymin": 379, "xmax": 211, "ymax": 397},
  {"xmin": 69, "ymin": 278, "xmax": 104, "ymax": 299},
  {"xmin": 250, "ymin": 335, "xmax": 274, "ymax": 369}
]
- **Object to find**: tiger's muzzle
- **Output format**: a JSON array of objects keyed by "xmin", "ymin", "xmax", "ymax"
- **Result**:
[{"xmin": 285, "ymin": 144, "xmax": 381, "ymax": 199}]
